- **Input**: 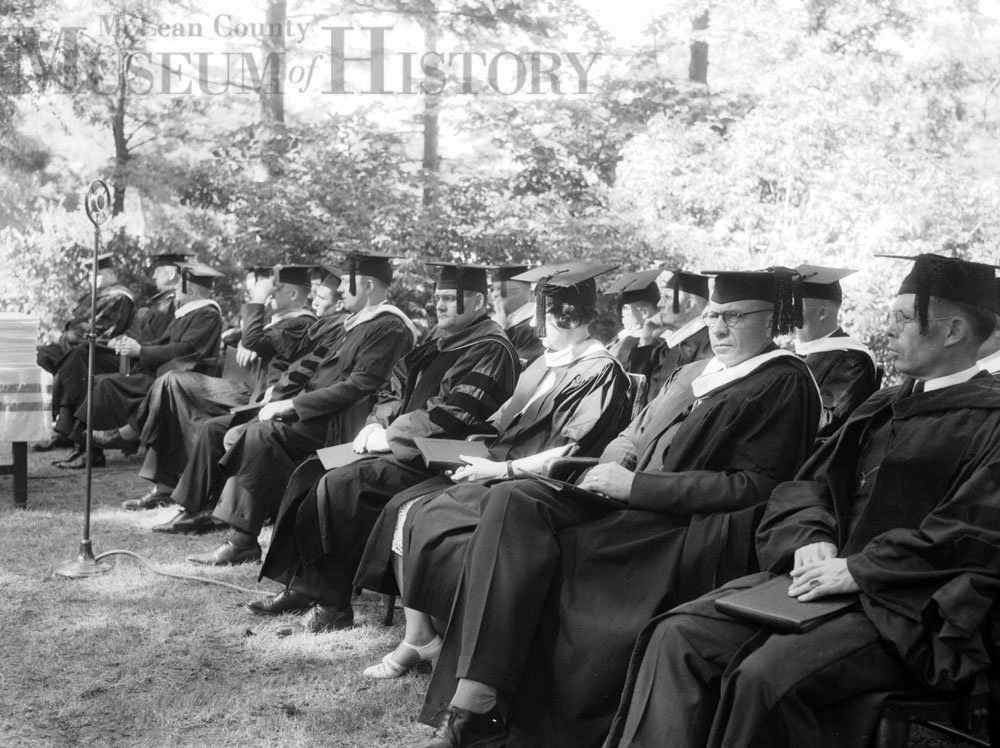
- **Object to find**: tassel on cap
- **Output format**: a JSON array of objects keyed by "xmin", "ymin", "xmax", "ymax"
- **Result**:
[
  {"xmin": 767, "ymin": 267, "xmax": 803, "ymax": 337},
  {"xmin": 456, "ymin": 262, "xmax": 465, "ymax": 315}
]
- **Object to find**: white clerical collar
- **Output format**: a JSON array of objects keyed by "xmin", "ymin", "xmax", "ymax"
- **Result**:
[
  {"xmin": 922, "ymin": 365, "xmax": 981, "ymax": 392},
  {"xmin": 692, "ymin": 348, "xmax": 815, "ymax": 400},
  {"xmin": 794, "ymin": 329, "xmax": 877, "ymax": 368},
  {"xmin": 616, "ymin": 328, "xmax": 640, "ymax": 342},
  {"xmin": 977, "ymin": 349, "xmax": 1000, "ymax": 375},
  {"xmin": 504, "ymin": 301, "xmax": 535, "ymax": 329},
  {"xmin": 662, "ymin": 317, "xmax": 707, "ymax": 348},
  {"xmin": 174, "ymin": 299, "xmax": 221, "ymax": 319},
  {"xmin": 543, "ymin": 338, "xmax": 606, "ymax": 368}
]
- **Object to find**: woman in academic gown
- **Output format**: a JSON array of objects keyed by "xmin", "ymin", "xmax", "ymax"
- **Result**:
[{"xmin": 355, "ymin": 263, "xmax": 632, "ymax": 678}]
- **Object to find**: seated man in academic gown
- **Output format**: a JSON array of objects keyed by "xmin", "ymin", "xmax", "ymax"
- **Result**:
[
  {"xmin": 142, "ymin": 269, "xmax": 350, "ymax": 525},
  {"xmin": 793, "ymin": 264, "xmax": 879, "ymax": 439},
  {"xmin": 246, "ymin": 263, "xmax": 521, "ymax": 631},
  {"xmin": 181, "ymin": 253, "xmax": 421, "ymax": 561},
  {"xmin": 489, "ymin": 264, "xmax": 544, "ymax": 364},
  {"xmin": 35, "ymin": 252, "xmax": 136, "ymax": 452},
  {"xmin": 605, "ymin": 269, "xmax": 661, "ymax": 367},
  {"xmin": 56, "ymin": 263, "xmax": 224, "ymax": 470},
  {"xmin": 352, "ymin": 263, "xmax": 632, "ymax": 679},
  {"xmin": 627, "ymin": 269, "xmax": 713, "ymax": 398},
  {"xmin": 412, "ymin": 269, "xmax": 822, "ymax": 748},
  {"xmin": 977, "ymin": 281, "xmax": 1000, "ymax": 375},
  {"xmin": 605, "ymin": 253, "xmax": 1000, "ymax": 748},
  {"xmin": 108, "ymin": 264, "xmax": 321, "ymax": 508},
  {"xmin": 129, "ymin": 252, "xmax": 190, "ymax": 342}
]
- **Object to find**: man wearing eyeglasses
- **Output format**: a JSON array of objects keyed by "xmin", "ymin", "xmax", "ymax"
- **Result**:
[
  {"xmin": 410, "ymin": 269, "xmax": 822, "ymax": 748},
  {"xmin": 605, "ymin": 253, "xmax": 1000, "ymax": 748},
  {"xmin": 236, "ymin": 263, "xmax": 521, "ymax": 630}
]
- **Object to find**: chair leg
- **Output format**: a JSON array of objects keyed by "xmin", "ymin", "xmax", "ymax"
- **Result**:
[
  {"xmin": 381, "ymin": 593, "xmax": 396, "ymax": 626},
  {"xmin": 872, "ymin": 717, "xmax": 910, "ymax": 748}
]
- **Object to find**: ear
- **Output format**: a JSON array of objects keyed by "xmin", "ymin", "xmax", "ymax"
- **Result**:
[
  {"xmin": 944, "ymin": 316, "xmax": 968, "ymax": 347},
  {"xmin": 817, "ymin": 306, "xmax": 827, "ymax": 322}
]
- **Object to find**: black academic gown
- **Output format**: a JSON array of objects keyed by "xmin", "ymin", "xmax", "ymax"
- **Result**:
[
  {"xmin": 607, "ymin": 334, "xmax": 639, "ymax": 368},
  {"xmin": 136, "ymin": 306, "xmax": 316, "ymax": 487},
  {"xmin": 209, "ymin": 309, "xmax": 418, "ymax": 536},
  {"xmin": 130, "ymin": 288, "xmax": 177, "ymax": 342},
  {"xmin": 420, "ymin": 348, "xmax": 821, "ymax": 747},
  {"xmin": 170, "ymin": 313, "xmax": 346, "ymax": 514},
  {"xmin": 257, "ymin": 314, "xmax": 520, "ymax": 610},
  {"xmin": 74, "ymin": 303, "xmax": 222, "ymax": 433},
  {"xmin": 627, "ymin": 325, "xmax": 712, "ymax": 399},
  {"xmin": 802, "ymin": 328, "xmax": 878, "ymax": 439},
  {"xmin": 40, "ymin": 284, "xmax": 136, "ymax": 431},
  {"xmin": 607, "ymin": 374, "xmax": 1000, "ymax": 748},
  {"xmin": 506, "ymin": 316, "xmax": 545, "ymax": 365},
  {"xmin": 353, "ymin": 348, "xmax": 633, "ymax": 618}
]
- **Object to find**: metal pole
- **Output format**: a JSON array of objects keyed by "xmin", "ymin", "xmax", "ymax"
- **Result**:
[{"xmin": 56, "ymin": 180, "xmax": 113, "ymax": 579}]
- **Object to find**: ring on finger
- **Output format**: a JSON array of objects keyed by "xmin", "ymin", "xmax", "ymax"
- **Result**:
[{"xmin": 808, "ymin": 579, "xmax": 821, "ymax": 589}]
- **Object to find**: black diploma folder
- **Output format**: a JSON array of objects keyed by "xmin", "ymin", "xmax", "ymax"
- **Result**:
[
  {"xmin": 228, "ymin": 403, "xmax": 263, "ymax": 427},
  {"xmin": 412, "ymin": 437, "xmax": 491, "ymax": 470},
  {"xmin": 315, "ymin": 442, "xmax": 369, "ymax": 470},
  {"xmin": 714, "ymin": 574, "xmax": 859, "ymax": 633}
]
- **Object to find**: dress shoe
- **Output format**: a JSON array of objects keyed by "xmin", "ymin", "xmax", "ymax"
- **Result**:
[
  {"xmin": 278, "ymin": 604, "xmax": 354, "ymax": 636},
  {"xmin": 52, "ymin": 447, "xmax": 84, "ymax": 466},
  {"xmin": 32, "ymin": 434, "xmax": 74, "ymax": 452},
  {"xmin": 187, "ymin": 540, "xmax": 262, "ymax": 566},
  {"xmin": 55, "ymin": 449, "xmax": 106, "ymax": 470},
  {"xmin": 410, "ymin": 707, "xmax": 505, "ymax": 748},
  {"xmin": 152, "ymin": 509, "xmax": 226, "ymax": 534},
  {"xmin": 363, "ymin": 635, "xmax": 443, "ymax": 679},
  {"xmin": 245, "ymin": 588, "xmax": 314, "ymax": 616},
  {"xmin": 122, "ymin": 488, "xmax": 174, "ymax": 512},
  {"xmin": 92, "ymin": 428, "xmax": 139, "ymax": 452}
]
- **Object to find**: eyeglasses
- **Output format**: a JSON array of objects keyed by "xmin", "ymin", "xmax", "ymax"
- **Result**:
[
  {"xmin": 888, "ymin": 311, "xmax": 956, "ymax": 327},
  {"xmin": 701, "ymin": 309, "xmax": 771, "ymax": 328}
]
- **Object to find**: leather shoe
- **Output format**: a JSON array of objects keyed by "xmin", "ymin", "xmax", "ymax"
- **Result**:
[
  {"xmin": 152, "ymin": 509, "xmax": 226, "ymax": 534},
  {"xmin": 52, "ymin": 447, "xmax": 83, "ymax": 466},
  {"xmin": 55, "ymin": 449, "xmax": 106, "ymax": 470},
  {"xmin": 122, "ymin": 489, "xmax": 174, "ymax": 512},
  {"xmin": 32, "ymin": 434, "xmax": 74, "ymax": 452},
  {"xmin": 187, "ymin": 540, "xmax": 261, "ymax": 566},
  {"xmin": 92, "ymin": 428, "xmax": 139, "ymax": 452},
  {"xmin": 410, "ymin": 707, "xmax": 505, "ymax": 748},
  {"xmin": 245, "ymin": 589, "xmax": 314, "ymax": 616},
  {"xmin": 278, "ymin": 604, "xmax": 354, "ymax": 636}
]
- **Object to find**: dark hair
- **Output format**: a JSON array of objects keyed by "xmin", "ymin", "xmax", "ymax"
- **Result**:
[
  {"xmin": 548, "ymin": 299, "xmax": 597, "ymax": 330},
  {"xmin": 931, "ymin": 298, "xmax": 996, "ymax": 346}
]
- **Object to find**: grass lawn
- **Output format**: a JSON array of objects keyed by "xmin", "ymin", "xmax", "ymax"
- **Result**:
[
  {"xmin": 0, "ymin": 446, "xmax": 432, "ymax": 747},
  {"xmin": 0, "ymin": 445, "xmax": 981, "ymax": 747}
]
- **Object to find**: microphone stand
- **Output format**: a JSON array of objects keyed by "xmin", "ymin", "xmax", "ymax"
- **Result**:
[{"xmin": 56, "ymin": 181, "xmax": 113, "ymax": 579}]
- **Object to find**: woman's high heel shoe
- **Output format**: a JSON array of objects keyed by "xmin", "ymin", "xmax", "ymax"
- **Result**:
[{"xmin": 363, "ymin": 635, "xmax": 443, "ymax": 679}]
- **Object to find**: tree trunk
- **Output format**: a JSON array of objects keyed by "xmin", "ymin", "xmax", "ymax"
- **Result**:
[
  {"xmin": 111, "ymin": 56, "xmax": 128, "ymax": 216},
  {"xmin": 688, "ymin": 11, "xmax": 709, "ymax": 85},
  {"xmin": 260, "ymin": 0, "xmax": 286, "ymax": 124},
  {"xmin": 421, "ymin": 21, "xmax": 440, "ymax": 207}
]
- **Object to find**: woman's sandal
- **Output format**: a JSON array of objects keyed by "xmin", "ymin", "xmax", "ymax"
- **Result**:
[{"xmin": 363, "ymin": 636, "xmax": 443, "ymax": 679}]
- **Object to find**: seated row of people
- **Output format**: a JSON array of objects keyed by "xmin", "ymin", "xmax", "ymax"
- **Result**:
[{"xmin": 39, "ymin": 249, "xmax": 1000, "ymax": 748}]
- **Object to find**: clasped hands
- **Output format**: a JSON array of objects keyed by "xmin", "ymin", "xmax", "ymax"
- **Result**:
[
  {"xmin": 109, "ymin": 335, "xmax": 141, "ymax": 357},
  {"xmin": 352, "ymin": 424, "xmax": 390, "ymax": 454},
  {"xmin": 787, "ymin": 541, "xmax": 860, "ymax": 601}
]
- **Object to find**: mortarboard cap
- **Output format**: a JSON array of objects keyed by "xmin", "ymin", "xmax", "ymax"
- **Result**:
[
  {"xmin": 663, "ymin": 270, "xmax": 711, "ymax": 313},
  {"xmin": 878, "ymin": 253, "xmax": 999, "ymax": 331},
  {"xmin": 153, "ymin": 252, "xmax": 192, "ymax": 269},
  {"xmin": 83, "ymin": 252, "xmax": 116, "ymax": 271},
  {"xmin": 273, "ymin": 264, "xmax": 314, "ymax": 288},
  {"xmin": 490, "ymin": 264, "xmax": 532, "ymax": 298},
  {"xmin": 511, "ymin": 262, "xmax": 618, "ymax": 338},
  {"xmin": 703, "ymin": 267, "xmax": 803, "ymax": 336},
  {"xmin": 605, "ymin": 269, "xmax": 662, "ymax": 307},
  {"xmin": 428, "ymin": 262, "xmax": 491, "ymax": 315},
  {"xmin": 794, "ymin": 264, "xmax": 856, "ymax": 303},
  {"xmin": 341, "ymin": 251, "xmax": 397, "ymax": 294},
  {"xmin": 246, "ymin": 265, "xmax": 272, "ymax": 281},
  {"xmin": 177, "ymin": 262, "xmax": 225, "ymax": 293},
  {"xmin": 310, "ymin": 265, "xmax": 343, "ymax": 290}
]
